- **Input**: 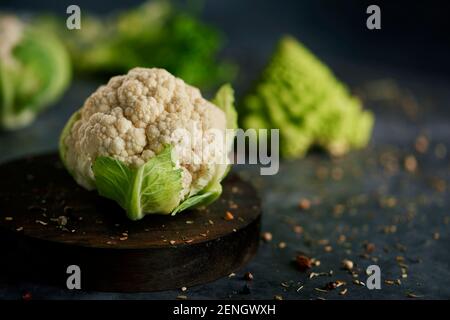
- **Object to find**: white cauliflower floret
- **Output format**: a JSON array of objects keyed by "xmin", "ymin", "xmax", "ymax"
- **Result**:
[{"xmin": 63, "ymin": 68, "xmax": 227, "ymax": 202}]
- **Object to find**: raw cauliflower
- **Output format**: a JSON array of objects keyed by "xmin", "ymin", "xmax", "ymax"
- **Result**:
[{"xmin": 61, "ymin": 68, "xmax": 235, "ymax": 218}]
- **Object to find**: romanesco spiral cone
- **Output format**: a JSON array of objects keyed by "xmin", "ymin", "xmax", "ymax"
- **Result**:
[{"xmin": 241, "ymin": 36, "xmax": 374, "ymax": 158}]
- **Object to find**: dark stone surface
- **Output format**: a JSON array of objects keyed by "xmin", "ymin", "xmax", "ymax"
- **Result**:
[{"xmin": 0, "ymin": 0, "xmax": 449, "ymax": 300}]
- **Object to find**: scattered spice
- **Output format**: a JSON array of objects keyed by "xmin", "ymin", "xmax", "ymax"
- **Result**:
[
  {"xmin": 341, "ymin": 259, "xmax": 354, "ymax": 271},
  {"xmin": 364, "ymin": 242, "xmax": 376, "ymax": 254},
  {"xmin": 296, "ymin": 255, "xmax": 312, "ymax": 271},
  {"xmin": 35, "ymin": 220, "xmax": 48, "ymax": 226},
  {"xmin": 262, "ymin": 232, "xmax": 273, "ymax": 242},
  {"xmin": 324, "ymin": 280, "xmax": 346, "ymax": 290},
  {"xmin": 293, "ymin": 225, "xmax": 303, "ymax": 234},
  {"xmin": 243, "ymin": 272, "xmax": 254, "ymax": 281},
  {"xmin": 404, "ymin": 155, "xmax": 417, "ymax": 173},
  {"xmin": 415, "ymin": 135, "xmax": 429, "ymax": 153},
  {"xmin": 353, "ymin": 279, "xmax": 365, "ymax": 286},
  {"xmin": 434, "ymin": 143, "xmax": 447, "ymax": 159},
  {"xmin": 298, "ymin": 198, "xmax": 311, "ymax": 211},
  {"xmin": 57, "ymin": 215, "xmax": 68, "ymax": 226},
  {"xmin": 339, "ymin": 288, "xmax": 348, "ymax": 296},
  {"xmin": 224, "ymin": 211, "xmax": 234, "ymax": 221},
  {"xmin": 406, "ymin": 292, "xmax": 424, "ymax": 299},
  {"xmin": 22, "ymin": 291, "xmax": 32, "ymax": 301}
]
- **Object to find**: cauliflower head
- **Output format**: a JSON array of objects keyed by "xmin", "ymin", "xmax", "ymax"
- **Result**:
[{"xmin": 60, "ymin": 68, "xmax": 237, "ymax": 220}]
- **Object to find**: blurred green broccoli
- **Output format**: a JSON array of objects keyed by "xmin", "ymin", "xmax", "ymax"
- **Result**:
[
  {"xmin": 240, "ymin": 36, "xmax": 374, "ymax": 158},
  {"xmin": 0, "ymin": 15, "xmax": 71, "ymax": 130},
  {"xmin": 55, "ymin": 0, "xmax": 236, "ymax": 89}
]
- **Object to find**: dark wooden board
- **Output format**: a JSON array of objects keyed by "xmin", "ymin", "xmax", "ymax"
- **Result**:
[{"xmin": 0, "ymin": 153, "xmax": 261, "ymax": 292}]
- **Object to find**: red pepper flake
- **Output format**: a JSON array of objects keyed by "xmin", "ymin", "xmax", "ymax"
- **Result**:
[
  {"xmin": 296, "ymin": 255, "xmax": 312, "ymax": 272},
  {"xmin": 324, "ymin": 280, "xmax": 346, "ymax": 290},
  {"xmin": 224, "ymin": 211, "xmax": 234, "ymax": 221},
  {"xmin": 364, "ymin": 242, "xmax": 376, "ymax": 254},
  {"xmin": 22, "ymin": 291, "xmax": 32, "ymax": 301}
]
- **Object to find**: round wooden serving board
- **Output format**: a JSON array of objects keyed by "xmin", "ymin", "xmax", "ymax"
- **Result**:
[{"xmin": 0, "ymin": 153, "xmax": 261, "ymax": 292}]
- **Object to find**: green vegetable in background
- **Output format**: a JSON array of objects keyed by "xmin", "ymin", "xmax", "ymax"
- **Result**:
[
  {"xmin": 0, "ymin": 15, "xmax": 71, "ymax": 130},
  {"xmin": 54, "ymin": 0, "xmax": 236, "ymax": 89},
  {"xmin": 240, "ymin": 36, "xmax": 374, "ymax": 158}
]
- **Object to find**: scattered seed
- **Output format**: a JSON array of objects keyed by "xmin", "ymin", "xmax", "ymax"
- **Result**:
[
  {"xmin": 224, "ymin": 211, "xmax": 234, "ymax": 221},
  {"xmin": 296, "ymin": 255, "xmax": 312, "ymax": 271},
  {"xmin": 324, "ymin": 245, "xmax": 333, "ymax": 253},
  {"xmin": 176, "ymin": 295, "xmax": 188, "ymax": 300},
  {"xmin": 35, "ymin": 220, "xmax": 47, "ymax": 226},
  {"xmin": 407, "ymin": 292, "xmax": 423, "ymax": 299},
  {"xmin": 185, "ymin": 220, "xmax": 194, "ymax": 224},
  {"xmin": 415, "ymin": 135, "xmax": 429, "ymax": 153},
  {"xmin": 404, "ymin": 155, "xmax": 417, "ymax": 172},
  {"xmin": 364, "ymin": 243, "xmax": 376, "ymax": 254},
  {"xmin": 298, "ymin": 198, "xmax": 311, "ymax": 210},
  {"xmin": 244, "ymin": 272, "xmax": 254, "ymax": 281},
  {"xmin": 181, "ymin": 286, "xmax": 187, "ymax": 292},
  {"xmin": 57, "ymin": 216, "xmax": 68, "ymax": 226},
  {"xmin": 228, "ymin": 273, "xmax": 236, "ymax": 278},
  {"xmin": 433, "ymin": 232, "xmax": 440, "ymax": 240},
  {"xmin": 274, "ymin": 295, "xmax": 283, "ymax": 300},
  {"xmin": 293, "ymin": 225, "xmax": 303, "ymax": 234},
  {"xmin": 16, "ymin": 227, "xmax": 23, "ymax": 232},
  {"xmin": 353, "ymin": 279, "xmax": 365, "ymax": 286},
  {"xmin": 278, "ymin": 242, "xmax": 287, "ymax": 249},
  {"xmin": 339, "ymin": 288, "xmax": 348, "ymax": 295},
  {"xmin": 324, "ymin": 281, "xmax": 346, "ymax": 290},
  {"xmin": 169, "ymin": 240, "xmax": 176, "ymax": 245},
  {"xmin": 4, "ymin": 216, "xmax": 13, "ymax": 221},
  {"xmin": 434, "ymin": 143, "xmax": 447, "ymax": 159},
  {"xmin": 341, "ymin": 259, "xmax": 354, "ymax": 271},
  {"xmin": 262, "ymin": 232, "xmax": 273, "ymax": 242}
]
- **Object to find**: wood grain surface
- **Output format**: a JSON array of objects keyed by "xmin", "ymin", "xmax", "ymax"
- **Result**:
[{"xmin": 0, "ymin": 153, "xmax": 261, "ymax": 292}]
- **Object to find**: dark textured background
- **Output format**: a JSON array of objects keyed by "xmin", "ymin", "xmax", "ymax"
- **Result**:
[{"xmin": 0, "ymin": 0, "xmax": 449, "ymax": 299}]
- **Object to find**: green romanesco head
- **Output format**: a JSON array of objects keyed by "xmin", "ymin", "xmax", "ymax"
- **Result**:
[{"xmin": 241, "ymin": 36, "xmax": 374, "ymax": 158}]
